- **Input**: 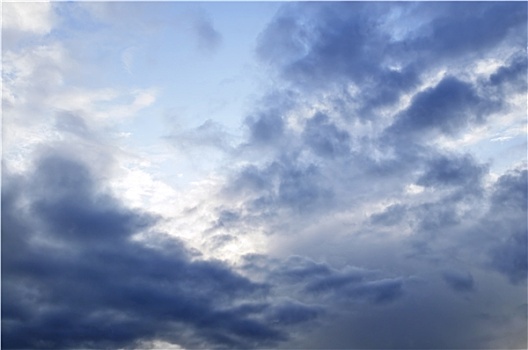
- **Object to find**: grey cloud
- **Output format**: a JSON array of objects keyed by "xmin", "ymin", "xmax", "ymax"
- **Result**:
[
  {"xmin": 442, "ymin": 270, "xmax": 475, "ymax": 293},
  {"xmin": 241, "ymin": 90, "xmax": 298, "ymax": 148},
  {"xmin": 265, "ymin": 299, "xmax": 321, "ymax": 326},
  {"xmin": 269, "ymin": 255, "xmax": 333, "ymax": 283},
  {"xmin": 257, "ymin": 2, "xmax": 525, "ymax": 122},
  {"xmin": 413, "ymin": 200, "xmax": 460, "ymax": 233},
  {"xmin": 226, "ymin": 164, "xmax": 273, "ymax": 196},
  {"xmin": 370, "ymin": 204, "xmax": 407, "ymax": 227},
  {"xmin": 223, "ymin": 155, "xmax": 333, "ymax": 218},
  {"xmin": 490, "ymin": 168, "xmax": 527, "ymax": 214},
  {"xmin": 359, "ymin": 65, "xmax": 420, "ymax": 114},
  {"xmin": 302, "ymin": 269, "xmax": 404, "ymax": 305},
  {"xmin": 490, "ymin": 230, "xmax": 528, "ymax": 285},
  {"xmin": 405, "ymin": 167, "xmax": 526, "ymax": 288},
  {"xmin": 28, "ymin": 155, "xmax": 154, "ymax": 246},
  {"xmin": 489, "ymin": 54, "xmax": 528, "ymax": 90},
  {"xmin": 224, "ymin": 3, "xmax": 527, "ymax": 348},
  {"xmin": 276, "ymin": 161, "xmax": 333, "ymax": 212},
  {"xmin": 302, "ymin": 112, "xmax": 350, "ymax": 158},
  {"xmin": 349, "ymin": 278, "xmax": 404, "ymax": 304},
  {"xmin": 255, "ymin": 8, "xmax": 311, "ymax": 69},
  {"xmin": 487, "ymin": 169, "xmax": 527, "ymax": 285},
  {"xmin": 5, "ymin": 2, "xmax": 528, "ymax": 349},
  {"xmin": 245, "ymin": 255, "xmax": 406, "ymax": 307},
  {"xmin": 212, "ymin": 209, "xmax": 241, "ymax": 230},
  {"xmin": 1, "ymin": 152, "xmax": 289, "ymax": 349},
  {"xmin": 388, "ymin": 76, "xmax": 487, "ymax": 138},
  {"xmin": 303, "ymin": 268, "xmax": 367, "ymax": 294},
  {"xmin": 258, "ymin": 2, "xmax": 388, "ymax": 87},
  {"xmin": 245, "ymin": 110, "xmax": 285, "ymax": 146},
  {"xmin": 411, "ymin": 2, "xmax": 527, "ymax": 60},
  {"xmin": 417, "ymin": 154, "xmax": 487, "ymax": 189}
]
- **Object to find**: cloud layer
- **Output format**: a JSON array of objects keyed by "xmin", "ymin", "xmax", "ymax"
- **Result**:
[{"xmin": 2, "ymin": 2, "xmax": 527, "ymax": 349}]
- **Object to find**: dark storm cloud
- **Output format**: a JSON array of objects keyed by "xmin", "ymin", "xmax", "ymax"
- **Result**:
[
  {"xmin": 1, "ymin": 151, "xmax": 293, "ymax": 349},
  {"xmin": 28, "ymin": 154, "xmax": 154, "ymax": 246}
]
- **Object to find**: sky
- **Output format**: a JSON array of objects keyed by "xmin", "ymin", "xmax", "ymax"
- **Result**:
[{"xmin": 2, "ymin": 1, "xmax": 527, "ymax": 349}]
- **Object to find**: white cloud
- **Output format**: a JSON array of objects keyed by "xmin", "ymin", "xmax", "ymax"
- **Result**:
[{"xmin": 3, "ymin": 2, "xmax": 54, "ymax": 35}]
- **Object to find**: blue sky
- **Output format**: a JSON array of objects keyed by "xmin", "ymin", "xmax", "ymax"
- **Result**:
[{"xmin": 2, "ymin": 2, "xmax": 527, "ymax": 349}]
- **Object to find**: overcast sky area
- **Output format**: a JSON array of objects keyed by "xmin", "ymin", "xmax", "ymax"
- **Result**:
[{"xmin": 2, "ymin": 2, "xmax": 527, "ymax": 349}]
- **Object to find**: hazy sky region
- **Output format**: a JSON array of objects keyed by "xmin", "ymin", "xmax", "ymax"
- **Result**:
[{"xmin": 2, "ymin": 2, "xmax": 527, "ymax": 349}]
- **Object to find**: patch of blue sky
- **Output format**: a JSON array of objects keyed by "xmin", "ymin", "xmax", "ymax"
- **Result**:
[{"xmin": 44, "ymin": 2, "xmax": 279, "ymax": 189}]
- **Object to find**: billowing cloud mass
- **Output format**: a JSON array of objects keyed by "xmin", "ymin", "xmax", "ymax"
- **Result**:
[{"xmin": 2, "ymin": 2, "xmax": 527, "ymax": 349}]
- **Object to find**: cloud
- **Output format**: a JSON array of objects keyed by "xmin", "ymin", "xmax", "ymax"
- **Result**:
[
  {"xmin": 193, "ymin": 14, "xmax": 222, "ymax": 54},
  {"xmin": 3, "ymin": 2, "xmax": 527, "ymax": 349},
  {"xmin": 302, "ymin": 112, "xmax": 350, "ymax": 158},
  {"xmin": 442, "ymin": 270, "xmax": 475, "ymax": 293},
  {"xmin": 54, "ymin": 112, "xmax": 91, "ymax": 138},
  {"xmin": 486, "ymin": 169, "xmax": 528, "ymax": 285},
  {"xmin": 489, "ymin": 54, "xmax": 528, "ymax": 90},
  {"xmin": 256, "ymin": 2, "xmax": 526, "ymax": 121},
  {"xmin": 387, "ymin": 76, "xmax": 489, "ymax": 138},
  {"xmin": 207, "ymin": 3, "xmax": 526, "ymax": 347},
  {"xmin": 242, "ymin": 255, "xmax": 407, "ymax": 307},
  {"xmin": 370, "ymin": 204, "xmax": 407, "ymax": 227},
  {"xmin": 412, "ymin": 2, "xmax": 527, "ymax": 59},
  {"xmin": 264, "ymin": 299, "xmax": 321, "ymax": 326},
  {"xmin": 1, "ymin": 151, "xmax": 288, "ymax": 349},
  {"xmin": 2, "ymin": 2, "xmax": 55, "ymax": 48},
  {"xmin": 417, "ymin": 154, "xmax": 487, "ymax": 189},
  {"xmin": 245, "ymin": 108, "xmax": 286, "ymax": 146}
]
